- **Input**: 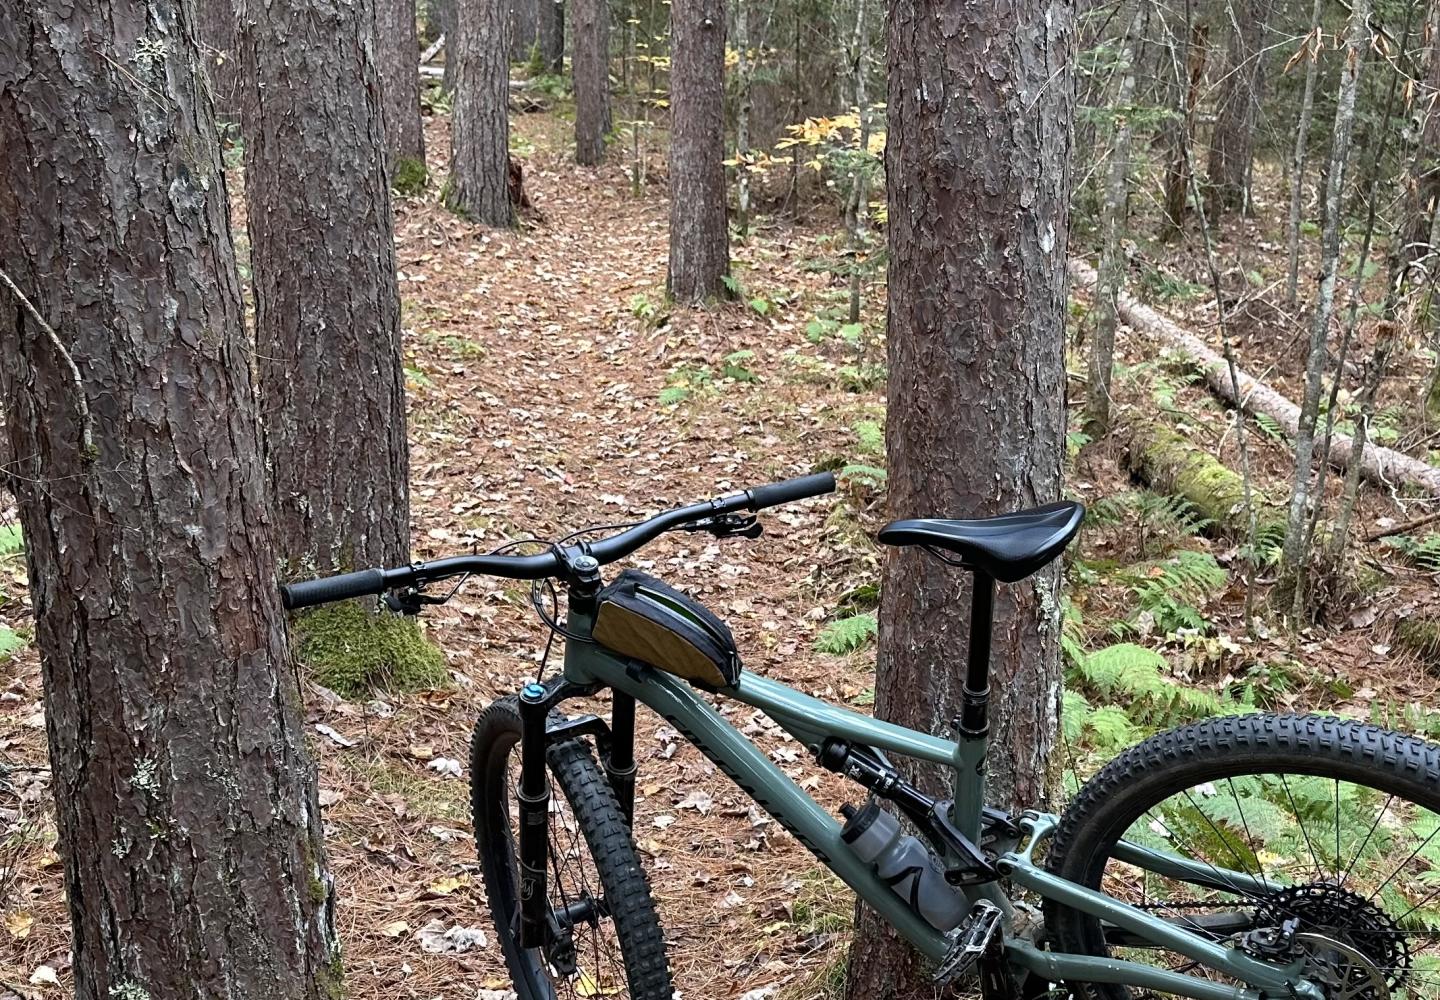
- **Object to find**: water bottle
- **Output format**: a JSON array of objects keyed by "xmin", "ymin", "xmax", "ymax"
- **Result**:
[{"xmin": 840, "ymin": 800, "xmax": 970, "ymax": 932}]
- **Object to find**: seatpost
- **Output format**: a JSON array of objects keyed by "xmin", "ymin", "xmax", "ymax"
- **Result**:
[{"xmin": 960, "ymin": 573, "xmax": 995, "ymax": 739}]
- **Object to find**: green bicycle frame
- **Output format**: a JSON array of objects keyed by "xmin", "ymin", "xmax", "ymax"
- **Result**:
[{"xmin": 549, "ymin": 597, "xmax": 1315, "ymax": 1000}]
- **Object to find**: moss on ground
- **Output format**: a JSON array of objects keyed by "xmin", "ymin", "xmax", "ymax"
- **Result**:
[
  {"xmin": 1128, "ymin": 422, "xmax": 1284, "ymax": 545},
  {"xmin": 392, "ymin": 156, "xmax": 428, "ymax": 196},
  {"xmin": 292, "ymin": 601, "xmax": 448, "ymax": 698}
]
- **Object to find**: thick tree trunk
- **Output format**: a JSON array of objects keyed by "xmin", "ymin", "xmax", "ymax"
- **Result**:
[
  {"xmin": 197, "ymin": 0, "xmax": 243, "ymax": 122},
  {"xmin": 1070, "ymin": 260, "xmax": 1440, "ymax": 497},
  {"xmin": 1163, "ymin": 22, "xmax": 1207, "ymax": 232},
  {"xmin": 377, "ymin": 0, "xmax": 428, "ymax": 173},
  {"xmin": 0, "ymin": 4, "xmax": 338, "ymax": 998},
  {"xmin": 539, "ymin": 0, "xmax": 565, "ymax": 72},
  {"xmin": 573, "ymin": 0, "xmax": 609, "ymax": 164},
  {"xmin": 1086, "ymin": 14, "xmax": 1139, "ymax": 438},
  {"xmin": 1282, "ymin": 0, "xmax": 1371, "ymax": 591},
  {"xmin": 1206, "ymin": 0, "xmax": 1270, "ymax": 215},
  {"xmin": 239, "ymin": 0, "xmax": 413, "ymax": 576},
  {"xmin": 667, "ymin": 0, "xmax": 730, "ymax": 302},
  {"xmin": 448, "ymin": 0, "xmax": 516, "ymax": 224},
  {"xmin": 511, "ymin": 0, "xmax": 540, "ymax": 61},
  {"xmin": 845, "ymin": 0, "xmax": 1074, "ymax": 995},
  {"xmin": 1285, "ymin": 0, "xmax": 1325, "ymax": 306}
]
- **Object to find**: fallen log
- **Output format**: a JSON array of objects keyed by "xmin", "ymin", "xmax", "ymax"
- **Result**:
[
  {"xmin": 1126, "ymin": 421, "xmax": 1285, "ymax": 543},
  {"xmin": 1070, "ymin": 259, "xmax": 1440, "ymax": 500}
]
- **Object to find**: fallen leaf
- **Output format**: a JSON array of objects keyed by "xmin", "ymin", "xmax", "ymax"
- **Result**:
[
  {"xmin": 427, "ymin": 756, "xmax": 462, "ymax": 778},
  {"xmin": 416, "ymin": 918, "xmax": 488, "ymax": 953},
  {"xmin": 651, "ymin": 815, "xmax": 675, "ymax": 829},
  {"xmin": 5, "ymin": 910, "xmax": 34, "ymax": 939},
  {"xmin": 379, "ymin": 920, "xmax": 410, "ymax": 938},
  {"xmin": 317, "ymin": 788, "xmax": 344, "ymax": 807},
  {"xmin": 421, "ymin": 875, "xmax": 467, "ymax": 898},
  {"xmin": 28, "ymin": 965, "xmax": 58, "ymax": 987},
  {"xmin": 676, "ymin": 789, "xmax": 712, "ymax": 815},
  {"xmin": 314, "ymin": 723, "xmax": 356, "ymax": 748}
]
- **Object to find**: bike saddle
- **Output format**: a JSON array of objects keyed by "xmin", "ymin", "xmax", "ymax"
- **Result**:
[{"xmin": 877, "ymin": 500, "xmax": 1085, "ymax": 583}]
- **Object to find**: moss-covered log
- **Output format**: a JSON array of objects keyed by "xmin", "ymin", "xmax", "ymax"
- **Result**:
[
  {"xmin": 1127, "ymin": 422, "xmax": 1285, "ymax": 544},
  {"xmin": 293, "ymin": 602, "xmax": 449, "ymax": 697},
  {"xmin": 1394, "ymin": 613, "xmax": 1440, "ymax": 672}
]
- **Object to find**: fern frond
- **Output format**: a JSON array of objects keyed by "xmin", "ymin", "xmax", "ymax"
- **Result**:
[{"xmin": 814, "ymin": 613, "xmax": 878, "ymax": 654}]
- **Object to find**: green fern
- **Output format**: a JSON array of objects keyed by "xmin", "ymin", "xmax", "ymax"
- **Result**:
[
  {"xmin": 1121, "ymin": 550, "xmax": 1227, "ymax": 635},
  {"xmin": 658, "ymin": 386, "xmax": 690, "ymax": 406},
  {"xmin": 0, "ymin": 626, "xmax": 25, "ymax": 659},
  {"xmin": 1254, "ymin": 412, "xmax": 1285, "ymax": 442},
  {"xmin": 1383, "ymin": 533, "xmax": 1440, "ymax": 572},
  {"xmin": 0, "ymin": 524, "xmax": 21, "ymax": 557},
  {"xmin": 853, "ymin": 420, "xmax": 884, "ymax": 456},
  {"xmin": 840, "ymin": 464, "xmax": 888, "ymax": 488},
  {"xmin": 815, "ymin": 613, "xmax": 877, "ymax": 654}
]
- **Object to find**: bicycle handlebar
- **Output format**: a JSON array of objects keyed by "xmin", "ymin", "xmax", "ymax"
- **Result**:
[{"xmin": 278, "ymin": 471, "xmax": 837, "ymax": 611}]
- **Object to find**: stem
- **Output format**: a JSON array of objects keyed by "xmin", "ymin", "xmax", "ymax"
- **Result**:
[{"xmin": 0, "ymin": 267, "xmax": 96, "ymax": 461}]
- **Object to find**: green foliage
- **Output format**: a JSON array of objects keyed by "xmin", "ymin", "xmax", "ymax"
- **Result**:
[
  {"xmin": 0, "ymin": 524, "xmax": 23, "ymax": 557},
  {"xmin": 853, "ymin": 419, "xmax": 884, "ymax": 456},
  {"xmin": 659, "ymin": 363, "xmax": 715, "ymax": 406},
  {"xmin": 814, "ymin": 612, "xmax": 877, "ymax": 655},
  {"xmin": 1139, "ymin": 266, "xmax": 1206, "ymax": 303},
  {"xmin": 1115, "ymin": 549, "xmax": 1227, "ymax": 635},
  {"xmin": 1068, "ymin": 641, "xmax": 1240, "ymax": 729},
  {"xmin": 1253, "ymin": 412, "xmax": 1285, "ymax": 443},
  {"xmin": 0, "ymin": 626, "xmax": 26, "ymax": 660},
  {"xmin": 839, "ymin": 463, "xmax": 887, "ymax": 488},
  {"xmin": 293, "ymin": 601, "xmax": 449, "ymax": 698},
  {"xmin": 722, "ymin": 349, "xmax": 758, "ymax": 382},
  {"xmin": 836, "ymin": 362, "xmax": 886, "ymax": 392},
  {"xmin": 391, "ymin": 156, "xmax": 429, "ymax": 196},
  {"xmin": 1384, "ymin": 534, "xmax": 1440, "ymax": 572}
]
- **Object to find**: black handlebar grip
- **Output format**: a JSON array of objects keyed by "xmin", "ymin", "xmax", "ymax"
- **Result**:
[
  {"xmin": 746, "ymin": 471, "xmax": 837, "ymax": 512},
  {"xmin": 280, "ymin": 568, "xmax": 388, "ymax": 610}
]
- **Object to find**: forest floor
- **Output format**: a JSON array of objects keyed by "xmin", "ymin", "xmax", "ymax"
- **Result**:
[{"xmin": 3, "ymin": 106, "xmax": 1440, "ymax": 1000}]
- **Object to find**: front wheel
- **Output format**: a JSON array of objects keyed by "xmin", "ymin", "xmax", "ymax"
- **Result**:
[
  {"xmin": 1044, "ymin": 714, "xmax": 1440, "ymax": 1000},
  {"xmin": 470, "ymin": 697, "xmax": 673, "ymax": 1000}
]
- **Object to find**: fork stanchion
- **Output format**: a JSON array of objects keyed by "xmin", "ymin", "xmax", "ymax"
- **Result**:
[
  {"xmin": 518, "ymin": 682, "xmax": 551, "ymax": 948},
  {"xmin": 607, "ymin": 690, "xmax": 637, "ymax": 827}
]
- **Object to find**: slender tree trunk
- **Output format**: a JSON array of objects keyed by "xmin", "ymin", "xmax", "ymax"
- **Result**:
[
  {"xmin": 1397, "ymin": 0, "xmax": 1440, "ymax": 282},
  {"xmin": 377, "ymin": 0, "xmax": 428, "ymax": 174},
  {"xmin": 511, "ymin": 0, "xmax": 540, "ymax": 60},
  {"xmin": 845, "ymin": 0, "xmax": 1074, "ymax": 994},
  {"xmin": 667, "ymin": 0, "xmax": 731, "ymax": 302},
  {"xmin": 239, "ymin": 0, "xmax": 413, "ymax": 575},
  {"xmin": 1285, "ymin": 0, "xmax": 1325, "ymax": 307},
  {"xmin": 573, "ymin": 0, "xmax": 610, "ymax": 164},
  {"xmin": 1164, "ymin": 19, "xmax": 1207, "ymax": 232},
  {"xmin": 844, "ymin": 0, "xmax": 871, "ymax": 325},
  {"xmin": 539, "ymin": 0, "xmax": 565, "ymax": 72},
  {"xmin": 197, "ymin": 0, "xmax": 243, "ymax": 122},
  {"xmin": 735, "ymin": 0, "xmax": 753, "ymax": 236},
  {"xmin": 0, "ymin": 4, "xmax": 338, "ymax": 998},
  {"xmin": 1206, "ymin": 0, "xmax": 1271, "ymax": 215},
  {"xmin": 1086, "ymin": 12, "xmax": 1140, "ymax": 438},
  {"xmin": 448, "ymin": 0, "xmax": 516, "ymax": 224},
  {"xmin": 438, "ymin": 0, "xmax": 459, "ymax": 90},
  {"xmin": 1281, "ymin": 0, "xmax": 1371, "ymax": 609}
]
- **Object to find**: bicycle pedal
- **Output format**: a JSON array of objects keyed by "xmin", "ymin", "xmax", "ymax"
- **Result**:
[{"xmin": 933, "ymin": 899, "xmax": 1004, "ymax": 986}]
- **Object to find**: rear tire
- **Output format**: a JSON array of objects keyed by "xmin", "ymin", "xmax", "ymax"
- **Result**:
[{"xmin": 470, "ymin": 696, "xmax": 673, "ymax": 1000}]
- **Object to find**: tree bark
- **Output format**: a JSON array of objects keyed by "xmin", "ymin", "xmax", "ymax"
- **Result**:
[
  {"xmin": 448, "ymin": 0, "xmax": 517, "ymax": 224},
  {"xmin": 1285, "ymin": 0, "xmax": 1325, "ymax": 307},
  {"xmin": 845, "ymin": 0, "xmax": 1074, "ymax": 995},
  {"xmin": 1070, "ymin": 259, "xmax": 1440, "ymax": 498},
  {"xmin": 437, "ymin": 0, "xmax": 459, "ymax": 90},
  {"xmin": 1086, "ymin": 13, "xmax": 1139, "ymax": 438},
  {"xmin": 539, "ymin": 0, "xmax": 565, "ymax": 72},
  {"xmin": 1206, "ymin": 0, "xmax": 1271, "ymax": 215},
  {"xmin": 1282, "ymin": 0, "xmax": 1371, "ymax": 591},
  {"xmin": 573, "ymin": 0, "xmax": 610, "ymax": 164},
  {"xmin": 197, "ymin": 0, "xmax": 244, "ymax": 122},
  {"xmin": 1397, "ymin": 0, "xmax": 1440, "ymax": 280},
  {"xmin": 511, "ymin": 0, "xmax": 540, "ymax": 61},
  {"xmin": 667, "ymin": 0, "xmax": 730, "ymax": 302},
  {"xmin": 0, "ymin": 4, "xmax": 339, "ymax": 998},
  {"xmin": 734, "ymin": 0, "xmax": 753, "ymax": 236},
  {"xmin": 1163, "ymin": 21, "xmax": 1207, "ymax": 232},
  {"xmin": 239, "ymin": 0, "xmax": 413, "ymax": 576},
  {"xmin": 377, "ymin": 0, "xmax": 428, "ymax": 171}
]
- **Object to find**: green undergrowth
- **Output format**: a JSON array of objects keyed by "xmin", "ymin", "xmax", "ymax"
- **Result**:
[
  {"xmin": 292, "ymin": 601, "xmax": 448, "ymax": 698},
  {"xmin": 391, "ymin": 156, "xmax": 428, "ymax": 196}
]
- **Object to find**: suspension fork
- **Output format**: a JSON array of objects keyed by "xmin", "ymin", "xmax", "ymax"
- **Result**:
[
  {"xmin": 518, "ymin": 681, "xmax": 552, "ymax": 949},
  {"xmin": 606, "ymin": 690, "xmax": 637, "ymax": 826}
]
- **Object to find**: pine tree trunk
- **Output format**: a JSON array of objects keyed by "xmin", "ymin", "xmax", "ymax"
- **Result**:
[
  {"xmin": 1086, "ymin": 13, "xmax": 1139, "ymax": 438},
  {"xmin": 539, "ymin": 0, "xmax": 565, "ymax": 72},
  {"xmin": 197, "ymin": 0, "xmax": 243, "ymax": 122},
  {"xmin": 1281, "ymin": 0, "xmax": 1371, "ymax": 600},
  {"xmin": 1206, "ymin": 0, "xmax": 1270, "ymax": 215},
  {"xmin": 734, "ymin": 0, "xmax": 752, "ymax": 235},
  {"xmin": 0, "ymin": 4, "xmax": 339, "ymax": 998},
  {"xmin": 377, "ymin": 0, "xmax": 428, "ymax": 172},
  {"xmin": 573, "ymin": 0, "xmax": 610, "ymax": 164},
  {"xmin": 448, "ymin": 0, "xmax": 516, "ymax": 224},
  {"xmin": 667, "ymin": 0, "xmax": 730, "ymax": 302},
  {"xmin": 1163, "ymin": 22, "xmax": 1207, "ymax": 232},
  {"xmin": 1285, "ymin": 0, "xmax": 1325, "ymax": 307},
  {"xmin": 438, "ymin": 0, "xmax": 459, "ymax": 90},
  {"xmin": 844, "ymin": 0, "xmax": 1074, "ymax": 994},
  {"xmin": 239, "ymin": 0, "xmax": 413, "ymax": 576},
  {"xmin": 511, "ymin": 0, "xmax": 540, "ymax": 60}
]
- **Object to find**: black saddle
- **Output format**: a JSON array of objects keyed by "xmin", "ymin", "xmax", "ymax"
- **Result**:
[{"xmin": 878, "ymin": 500, "xmax": 1085, "ymax": 583}]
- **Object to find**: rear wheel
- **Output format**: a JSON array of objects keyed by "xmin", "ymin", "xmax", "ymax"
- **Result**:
[
  {"xmin": 470, "ymin": 697, "xmax": 673, "ymax": 1000},
  {"xmin": 1043, "ymin": 714, "xmax": 1440, "ymax": 1000}
]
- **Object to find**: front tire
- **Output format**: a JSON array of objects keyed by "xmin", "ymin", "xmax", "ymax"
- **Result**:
[
  {"xmin": 1043, "ymin": 714, "xmax": 1440, "ymax": 1000},
  {"xmin": 470, "ymin": 696, "xmax": 673, "ymax": 1000}
]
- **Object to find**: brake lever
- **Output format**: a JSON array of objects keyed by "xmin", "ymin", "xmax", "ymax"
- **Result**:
[
  {"xmin": 384, "ymin": 586, "xmax": 450, "ymax": 616},
  {"xmin": 679, "ymin": 513, "xmax": 764, "ymax": 540}
]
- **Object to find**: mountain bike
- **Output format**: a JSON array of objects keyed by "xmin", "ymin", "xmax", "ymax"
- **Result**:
[{"xmin": 283, "ymin": 473, "xmax": 1440, "ymax": 1000}]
